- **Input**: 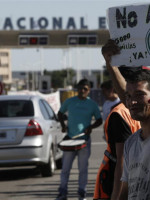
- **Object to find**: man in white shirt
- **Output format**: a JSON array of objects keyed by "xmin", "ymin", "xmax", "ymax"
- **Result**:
[{"xmin": 101, "ymin": 80, "xmax": 120, "ymax": 120}]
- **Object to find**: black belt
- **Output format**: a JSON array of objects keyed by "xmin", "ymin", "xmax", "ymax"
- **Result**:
[{"xmin": 104, "ymin": 150, "xmax": 117, "ymax": 163}]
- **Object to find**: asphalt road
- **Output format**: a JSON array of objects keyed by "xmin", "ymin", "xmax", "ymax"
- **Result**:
[{"xmin": 0, "ymin": 125, "xmax": 106, "ymax": 200}]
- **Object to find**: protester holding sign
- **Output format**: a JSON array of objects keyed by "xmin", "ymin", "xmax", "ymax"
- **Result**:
[
  {"xmin": 95, "ymin": 3, "xmax": 150, "ymax": 199},
  {"xmin": 101, "ymin": 39, "xmax": 150, "ymax": 200}
]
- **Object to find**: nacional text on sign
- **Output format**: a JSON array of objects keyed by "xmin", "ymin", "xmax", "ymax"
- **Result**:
[{"xmin": 1, "ymin": 16, "xmax": 106, "ymax": 31}]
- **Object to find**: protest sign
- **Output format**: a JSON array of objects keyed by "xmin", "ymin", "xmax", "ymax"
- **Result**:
[
  {"xmin": 36, "ymin": 91, "xmax": 61, "ymax": 114},
  {"xmin": 107, "ymin": 3, "xmax": 150, "ymax": 66}
]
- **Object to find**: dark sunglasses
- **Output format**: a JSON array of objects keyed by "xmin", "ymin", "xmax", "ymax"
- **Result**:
[{"xmin": 78, "ymin": 86, "xmax": 89, "ymax": 91}]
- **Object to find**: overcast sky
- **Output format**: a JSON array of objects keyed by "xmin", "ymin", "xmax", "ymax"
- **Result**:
[{"xmin": 0, "ymin": 0, "xmax": 149, "ymax": 72}]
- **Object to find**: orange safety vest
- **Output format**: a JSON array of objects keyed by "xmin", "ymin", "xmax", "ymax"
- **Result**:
[{"xmin": 93, "ymin": 103, "xmax": 141, "ymax": 200}]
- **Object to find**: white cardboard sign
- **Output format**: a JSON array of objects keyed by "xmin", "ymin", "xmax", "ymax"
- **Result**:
[{"xmin": 107, "ymin": 3, "xmax": 150, "ymax": 66}]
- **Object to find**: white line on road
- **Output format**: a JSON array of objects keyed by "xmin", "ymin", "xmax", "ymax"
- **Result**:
[{"xmin": 92, "ymin": 142, "xmax": 106, "ymax": 145}]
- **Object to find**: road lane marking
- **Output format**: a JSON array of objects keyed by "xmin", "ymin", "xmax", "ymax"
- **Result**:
[{"xmin": 92, "ymin": 142, "xmax": 106, "ymax": 145}]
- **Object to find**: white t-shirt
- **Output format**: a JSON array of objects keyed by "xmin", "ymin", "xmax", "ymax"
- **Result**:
[
  {"xmin": 102, "ymin": 97, "xmax": 120, "ymax": 120},
  {"xmin": 121, "ymin": 129, "xmax": 150, "ymax": 200}
]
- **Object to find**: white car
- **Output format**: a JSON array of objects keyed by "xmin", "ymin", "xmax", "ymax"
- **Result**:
[{"xmin": 0, "ymin": 95, "xmax": 64, "ymax": 177}]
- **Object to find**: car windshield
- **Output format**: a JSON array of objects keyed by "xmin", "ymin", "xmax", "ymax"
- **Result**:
[{"xmin": 0, "ymin": 100, "xmax": 34, "ymax": 117}]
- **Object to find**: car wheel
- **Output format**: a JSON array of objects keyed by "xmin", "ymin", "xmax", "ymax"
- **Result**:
[
  {"xmin": 40, "ymin": 148, "xmax": 55, "ymax": 177},
  {"xmin": 56, "ymin": 158, "xmax": 62, "ymax": 169}
]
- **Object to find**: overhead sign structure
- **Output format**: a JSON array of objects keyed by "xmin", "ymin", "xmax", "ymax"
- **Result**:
[
  {"xmin": 67, "ymin": 34, "xmax": 97, "ymax": 45},
  {"xmin": 0, "ymin": 30, "xmax": 110, "ymax": 48},
  {"xmin": 19, "ymin": 34, "xmax": 49, "ymax": 46},
  {"xmin": 108, "ymin": 3, "xmax": 150, "ymax": 66},
  {"xmin": 2, "ymin": 16, "xmax": 106, "ymax": 31},
  {"xmin": 0, "ymin": 1, "xmax": 107, "ymax": 30}
]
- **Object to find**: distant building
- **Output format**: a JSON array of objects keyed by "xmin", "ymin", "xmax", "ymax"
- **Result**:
[{"xmin": 0, "ymin": 49, "xmax": 12, "ymax": 87}]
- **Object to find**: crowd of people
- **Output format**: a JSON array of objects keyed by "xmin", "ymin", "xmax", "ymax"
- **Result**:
[{"xmin": 55, "ymin": 38, "xmax": 150, "ymax": 200}]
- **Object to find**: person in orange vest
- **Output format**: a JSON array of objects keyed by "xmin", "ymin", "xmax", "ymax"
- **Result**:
[{"xmin": 93, "ymin": 100, "xmax": 140, "ymax": 200}]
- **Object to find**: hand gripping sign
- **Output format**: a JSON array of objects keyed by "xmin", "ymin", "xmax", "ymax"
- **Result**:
[{"xmin": 107, "ymin": 3, "xmax": 150, "ymax": 67}]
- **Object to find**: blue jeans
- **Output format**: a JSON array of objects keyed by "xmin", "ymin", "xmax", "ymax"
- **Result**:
[{"xmin": 58, "ymin": 138, "xmax": 91, "ymax": 196}]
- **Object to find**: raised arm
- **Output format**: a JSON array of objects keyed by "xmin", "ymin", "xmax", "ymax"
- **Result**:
[{"xmin": 101, "ymin": 40, "xmax": 127, "ymax": 106}]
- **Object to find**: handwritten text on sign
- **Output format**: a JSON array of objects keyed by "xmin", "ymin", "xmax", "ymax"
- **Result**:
[{"xmin": 107, "ymin": 4, "xmax": 150, "ymax": 66}]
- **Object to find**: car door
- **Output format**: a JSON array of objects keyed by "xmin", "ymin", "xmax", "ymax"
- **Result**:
[{"xmin": 41, "ymin": 100, "xmax": 62, "ymax": 150}]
